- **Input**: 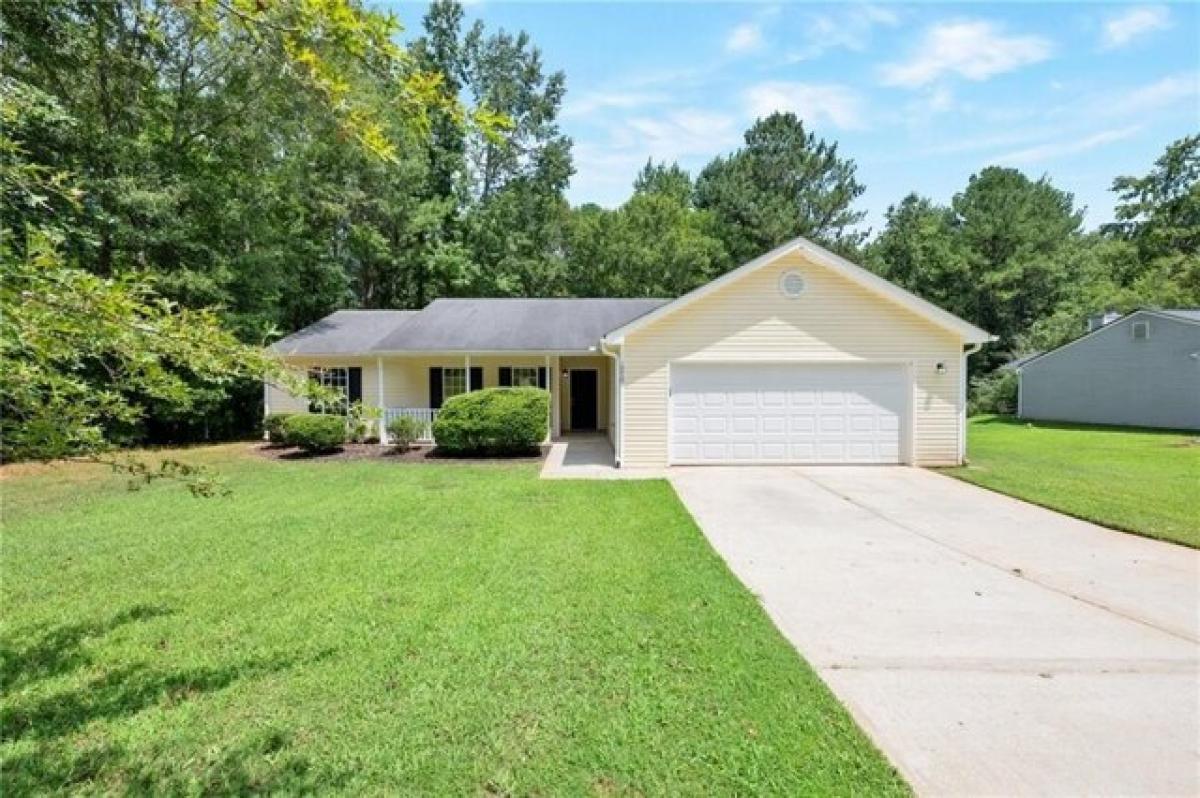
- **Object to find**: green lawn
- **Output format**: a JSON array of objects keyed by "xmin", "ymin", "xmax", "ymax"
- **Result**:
[
  {"xmin": 946, "ymin": 416, "xmax": 1200, "ymax": 549},
  {"xmin": 1, "ymin": 446, "xmax": 905, "ymax": 796}
]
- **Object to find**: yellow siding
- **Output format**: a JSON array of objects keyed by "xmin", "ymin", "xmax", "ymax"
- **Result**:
[{"xmin": 620, "ymin": 250, "xmax": 964, "ymax": 467}]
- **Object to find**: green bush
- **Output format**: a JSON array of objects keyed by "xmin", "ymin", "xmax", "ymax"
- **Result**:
[
  {"xmin": 386, "ymin": 415, "xmax": 424, "ymax": 451},
  {"xmin": 281, "ymin": 413, "xmax": 346, "ymax": 453},
  {"xmin": 347, "ymin": 402, "xmax": 381, "ymax": 443},
  {"xmin": 969, "ymin": 369, "xmax": 1019, "ymax": 416},
  {"xmin": 432, "ymin": 387, "xmax": 549, "ymax": 455},
  {"xmin": 263, "ymin": 412, "xmax": 294, "ymax": 443}
]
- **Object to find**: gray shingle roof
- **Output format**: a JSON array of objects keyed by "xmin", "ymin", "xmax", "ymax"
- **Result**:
[
  {"xmin": 271, "ymin": 299, "xmax": 670, "ymax": 355},
  {"xmin": 270, "ymin": 310, "xmax": 417, "ymax": 355},
  {"xmin": 375, "ymin": 298, "xmax": 669, "ymax": 352},
  {"xmin": 1160, "ymin": 309, "xmax": 1200, "ymax": 323}
]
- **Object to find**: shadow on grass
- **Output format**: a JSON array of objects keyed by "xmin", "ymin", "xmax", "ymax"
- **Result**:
[
  {"xmin": 0, "ymin": 604, "xmax": 173, "ymax": 692},
  {"xmin": 1, "ymin": 606, "xmax": 345, "ymax": 793},
  {"xmin": 2, "ymin": 727, "xmax": 346, "ymax": 795},
  {"xmin": 2, "ymin": 654, "xmax": 304, "ymax": 743}
]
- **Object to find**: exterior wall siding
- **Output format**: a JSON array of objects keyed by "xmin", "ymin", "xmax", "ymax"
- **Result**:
[
  {"xmin": 619, "ymin": 250, "xmax": 965, "ymax": 467},
  {"xmin": 1019, "ymin": 313, "xmax": 1200, "ymax": 430}
]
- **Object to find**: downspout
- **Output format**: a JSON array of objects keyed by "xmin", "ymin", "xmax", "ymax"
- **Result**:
[
  {"xmin": 960, "ymin": 342, "xmax": 984, "ymax": 464},
  {"xmin": 1016, "ymin": 366, "xmax": 1024, "ymax": 419},
  {"xmin": 599, "ymin": 338, "xmax": 622, "ymax": 467}
]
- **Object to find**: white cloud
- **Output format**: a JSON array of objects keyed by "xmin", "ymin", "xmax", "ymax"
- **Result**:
[
  {"xmin": 623, "ymin": 110, "xmax": 742, "ymax": 158},
  {"xmin": 563, "ymin": 90, "xmax": 667, "ymax": 119},
  {"xmin": 568, "ymin": 109, "xmax": 742, "ymax": 206},
  {"xmin": 1101, "ymin": 5, "xmax": 1171, "ymax": 50},
  {"xmin": 991, "ymin": 125, "xmax": 1142, "ymax": 165},
  {"xmin": 786, "ymin": 5, "xmax": 900, "ymax": 62},
  {"xmin": 726, "ymin": 22, "xmax": 764, "ymax": 54},
  {"xmin": 881, "ymin": 20, "xmax": 1052, "ymax": 88},
  {"xmin": 1118, "ymin": 72, "xmax": 1197, "ymax": 113},
  {"xmin": 744, "ymin": 82, "xmax": 867, "ymax": 129}
]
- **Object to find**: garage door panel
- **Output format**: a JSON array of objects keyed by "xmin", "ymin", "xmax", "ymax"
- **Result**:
[
  {"xmin": 820, "ymin": 416, "xmax": 845, "ymax": 433},
  {"xmin": 762, "ymin": 415, "xmax": 786, "ymax": 434},
  {"xmin": 670, "ymin": 363, "xmax": 906, "ymax": 465},
  {"xmin": 732, "ymin": 415, "xmax": 757, "ymax": 434},
  {"xmin": 850, "ymin": 414, "xmax": 876, "ymax": 432}
]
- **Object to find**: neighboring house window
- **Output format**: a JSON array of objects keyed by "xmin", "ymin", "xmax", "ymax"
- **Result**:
[
  {"xmin": 1131, "ymin": 321, "xmax": 1150, "ymax": 341},
  {"xmin": 511, "ymin": 367, "xmax": 539, "ymax": 387},
  {"xmin": 307, "ymin": 366, "xmax": 361, "ymax": 413}
]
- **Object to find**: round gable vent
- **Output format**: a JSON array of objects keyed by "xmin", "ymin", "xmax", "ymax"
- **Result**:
[{"xmin": 779, "ymin": 270, "xmax": 806, "ymax": 298}]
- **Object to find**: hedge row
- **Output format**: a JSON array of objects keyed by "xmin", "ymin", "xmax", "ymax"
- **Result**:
[{"xmin": 264, "ymin": 386, "xmax": 549, "ymax": 456}]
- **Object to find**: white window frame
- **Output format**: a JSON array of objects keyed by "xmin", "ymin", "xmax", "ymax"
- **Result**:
[
  {"xmin": 1131, "ymin": 321, "xmax": 1150, "ymax": 341},
  {"xmin": 511, "ymin": 366, "xmax": 539, "ymax": 387},
  {"xmin": 310, "ymin": 366, "xmax": 349, "ymax": 413},
  {"xmin": 442, "ymin": 367, "xmax": 467, "ymax": 401}
]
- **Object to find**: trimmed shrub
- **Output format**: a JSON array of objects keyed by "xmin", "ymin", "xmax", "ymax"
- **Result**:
[
  {"xmin": 263, "ymin": 412, "xmax": 293, "ymax": 443},
  {"xmin": 281, "ymin": 413, "xmax": 346, "ymax": 453},
  {"xmin": 432, "ymin": 387, "xmax": 549, "ymax": 455},
  {"xmin": 969, "ymin": 369, "xmax": 1018, "ymax": 416},
  {"xmin": 386, "ymin": 415, "xmax": 424, "ymax": 451}
]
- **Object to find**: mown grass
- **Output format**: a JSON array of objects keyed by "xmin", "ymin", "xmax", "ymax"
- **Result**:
[
  {"xmin": 946, "ymin": 416, "xmax": 1200, "ymax": 549},
  {"xmin": 2, "ymin": 445, "xmax": 905, "ymax": 795}
]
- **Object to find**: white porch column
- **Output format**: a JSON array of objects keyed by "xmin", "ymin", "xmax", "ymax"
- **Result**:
[
  {"xmin": 549, "ymin": 355, "xmax": 559, "ymax": 439},
  {"xmin": 376, "ymin": 356, "xmax": 387, "ymax": 444},
  {"xmin": 545, "ymin": 354, "xmax": 553, "ymax": 441},
  {"xmin": 465, "ymin": 354, "xmax": 471, "ymax": 390}
]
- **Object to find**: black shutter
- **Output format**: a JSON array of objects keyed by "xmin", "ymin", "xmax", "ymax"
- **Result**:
[
  {"xmin": 498, "ymin": 367, "xmax": 512, "ymax": 387},
  {"xmin": 470, "ymin": 366, "xmax": 483, "ymax": 391},
  {"xmin": 429, "ymin": 367, "xmax": 443, "ymax": 409},
  {"xmin": 537, "ymin": 367, "xmax": 547, "ymax": 389},
  {"xmin": 348, "ymin": 367, "xmax": 362, "ymax": 406}
]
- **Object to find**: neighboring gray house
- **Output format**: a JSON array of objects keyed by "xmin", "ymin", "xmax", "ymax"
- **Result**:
[{"xmin": 1017, "ymin": 309, "xmax": 1200, "ymax": 430}]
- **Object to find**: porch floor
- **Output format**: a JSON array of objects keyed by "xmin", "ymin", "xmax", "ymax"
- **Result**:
[{"xmin": 540, "ymin": 434, "xmax": 663, "ymax": 480}]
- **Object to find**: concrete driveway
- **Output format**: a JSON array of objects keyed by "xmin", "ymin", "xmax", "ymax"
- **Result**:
[{"xmin": 669, "ymin": 466, "xmax": 1200, "ymax": 796}]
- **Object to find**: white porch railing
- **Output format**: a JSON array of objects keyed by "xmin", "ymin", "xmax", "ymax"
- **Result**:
[{"xmin": 382, "ymin": 407, "xmax": 438, "ymax": 443}]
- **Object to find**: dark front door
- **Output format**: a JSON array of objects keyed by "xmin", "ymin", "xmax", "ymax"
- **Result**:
[{"xmin": 570, "ymin": 369, "xmax": 598, "ymax": 431}]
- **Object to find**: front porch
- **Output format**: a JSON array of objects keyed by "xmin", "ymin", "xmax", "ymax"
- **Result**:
[
  {"xmin": 374, "ymin": 353, "xmax": 614, "ymax": 446},
  {"xmin": 268, "ymin": 351, "xmax": 618, "ymax": 458}
]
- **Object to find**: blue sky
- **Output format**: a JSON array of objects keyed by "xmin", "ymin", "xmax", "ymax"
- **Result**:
[{"xmin": 392, "ymin": 2, "xmax": 1199, "ymax": 233}]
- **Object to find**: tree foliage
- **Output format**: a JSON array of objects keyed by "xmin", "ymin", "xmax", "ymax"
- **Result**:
[
  {"xmin": 867, "ymin": 141, "xmax": 1200, "ymax": 370},
  {"xmin": 695, "ymin": 112, "xmax": 866, "ymax": 262}
]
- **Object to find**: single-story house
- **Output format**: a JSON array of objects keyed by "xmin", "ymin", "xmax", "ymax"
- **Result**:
[
  {"xmin": 1016, "ymin": 308, "xmax": 1200, "ymax": 430},
  {"xmin": 266, "ymin": 237, "xmax": 993, "ymax": 467}
]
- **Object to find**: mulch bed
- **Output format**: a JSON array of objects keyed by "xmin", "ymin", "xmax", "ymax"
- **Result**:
[{"xmin": 253, "ymin": 442, "xmax": 547, "ymax": 464}]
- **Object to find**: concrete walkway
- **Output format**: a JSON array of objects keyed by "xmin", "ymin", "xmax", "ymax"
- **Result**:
[
  {"xmin": 669, "ymin": 466, "xmax": 1200, "ymax": 797},
  {"xmin": 540, "ymin": 434, "xmax": 662, "ymax": 479}
]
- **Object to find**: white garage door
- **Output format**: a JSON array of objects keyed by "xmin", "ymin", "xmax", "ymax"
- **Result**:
[{"xmin": 669, "ymin": 363, "xmax": 907, "ymax": 465}]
